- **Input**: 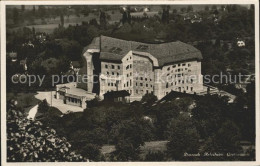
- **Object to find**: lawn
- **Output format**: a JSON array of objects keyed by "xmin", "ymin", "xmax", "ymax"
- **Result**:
[
  {"xmin": 8, "ymin": 10, "xmax": 158, "ymax": 34},
  {"xmin": 101, "ymin": 140, "xmax": 169, "ymax": 160},
  {"xmin": 8, "ymin": 11, "xmax": 123, "ymax": 34}
]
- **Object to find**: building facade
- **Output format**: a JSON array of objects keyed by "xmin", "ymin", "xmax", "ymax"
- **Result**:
[{"xmin": 80, "ymin": 36, "xmax": 204, "ymax": 101}]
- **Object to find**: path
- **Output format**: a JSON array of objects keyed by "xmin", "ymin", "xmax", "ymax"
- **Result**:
[{"xmin": 27, "ymin": 104, "xmax": 39, "ymax": 120}]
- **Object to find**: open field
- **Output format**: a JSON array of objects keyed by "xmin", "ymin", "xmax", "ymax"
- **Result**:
[
  {"xmin": 101, "ymin": 140, "xmax": 169, "ymax": 159},
  {"xmin": 7, "ymin": 10, "xmax": 161, "ymax": 34}
]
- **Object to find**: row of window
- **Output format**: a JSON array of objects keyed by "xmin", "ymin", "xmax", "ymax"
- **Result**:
[
  {"xmin": 136, "ymin": 77, "xmax": 152, "ymax": 81},
  {"xmin": 167, "ymin": 63, "xmax": 191, "ymax": 71},
  {"xmin": 124, "ymin": 80, "xmax": 132, "ymax": 87},
  {"xmin": 136, "ymin": 89, "xmax": 151, "ymax": 95},
  {"xmin": 126, "ymin": 56, "xmax": 132, "ymax": 61},
  {"xmin": 106, "ymin": 71, "xmax": 120, "ymax": 76},
  {"xmin": 108, "ymin": 82, "xmax": 118, "ymax": 86},
  {"xmin": 166, "ymin": 68, "xmax": 192, "ymax": 74},
  {"xmin": 166, "ymin": 79, "xmax": 194, "ymax": 88},
  {"xmin": 136, "ymin": 82, "xmax": 153, "ymax": 88},
  {"xmin": 126, "ymin": 64, "xmax": 132, "ymax": 70},
  {"xmin": 67, "ymin": 97, "xmax": 81, "ymax": 104},
  {"xmin": 105, "ymin": 64, "xmax": 120, "ymax": 69}
]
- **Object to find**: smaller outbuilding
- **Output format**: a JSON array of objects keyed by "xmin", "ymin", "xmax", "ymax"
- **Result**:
[{"xmin": 103, "ymin": 90, "xmax": 130, "ymax": 103}]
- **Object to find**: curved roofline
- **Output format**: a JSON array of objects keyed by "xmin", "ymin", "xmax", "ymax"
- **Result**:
[{"xmin": 83, "ymin": 36, "xmax": 203, "ymax": 67}]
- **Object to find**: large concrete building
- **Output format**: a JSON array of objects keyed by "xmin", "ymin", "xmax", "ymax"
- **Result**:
[{"xmin": 78, "ymin": 36, "xmax": 204, "ymax": 101}]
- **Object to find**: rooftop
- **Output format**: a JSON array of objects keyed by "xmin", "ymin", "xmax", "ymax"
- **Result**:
[
  {"xmin": 104, "ymin": 90, "xmax": 130, "ymax": 98},
  {"xmin": 84, "ymin": 36, "xmax": 202, "ymax": 66},
  {"xmin": 57, "ymin": 83, "xmax": 94, "ymax": 98}
]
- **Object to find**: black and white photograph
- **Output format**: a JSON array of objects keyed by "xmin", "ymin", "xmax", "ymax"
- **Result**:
[{"xmin": 1, "ymin": 0, "xmax": 259, "ymax": 164}]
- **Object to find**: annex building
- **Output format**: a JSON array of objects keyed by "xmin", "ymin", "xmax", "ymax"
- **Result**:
[{"xmin": 77, "ymin": 36, "xmax": 204, "ymax": 101}]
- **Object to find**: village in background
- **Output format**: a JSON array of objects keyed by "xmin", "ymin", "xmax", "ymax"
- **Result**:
[{"xmin": 6, "ymin": 4, "xmax": 256, "ymax": 162}]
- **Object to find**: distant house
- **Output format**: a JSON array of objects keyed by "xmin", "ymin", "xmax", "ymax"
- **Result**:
[
  {"xmin": 8, "ymin": 52, "xmax": 17, "ymax": 62},
  {"xmin": 22, "ymin": 40, "xmax": 34, "ymax": 48},
  {"xmin": 20, "ymin": 59, "xmax": 28, "ymax": 71},
  {"xmin": 191, "ymin": 17, "xmax": 202, "ymax": 23},
  {"xmin": 237, "ymin": 40, "xmax": 245, "ymax": 47},
  {"xmin": 104, "ymin": 90, "xmax": 130, "ymax": 103},
  {"xmin": 70, "ymin": 61, "xmax": 81, "ymax": 75},
  {"xmin": 143, "ymin": 7, "xmax": 150, "ymax": 12},
  {"xmin": 36, "ymin": 33, "xmax": 47, "ymax": 43}
]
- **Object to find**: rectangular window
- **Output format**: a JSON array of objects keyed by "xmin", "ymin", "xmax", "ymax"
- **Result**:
[
  {"xmin": 182, "ymin": 64, "xmax": 186, "ymax": 66},
  {"xmin": 118, "ymin": 65, "xmax": 120, "ymax": 69},
  {"xmin": 112, "ymin": 65, "xmax": 115, "ymax": 69},
  {"xmin": 105, "ymin": 64, "xmax": 108, "ymax": 68},
  {"xmin": 140, "ymin": 83, "xmax": 143, "ymax": 86}
]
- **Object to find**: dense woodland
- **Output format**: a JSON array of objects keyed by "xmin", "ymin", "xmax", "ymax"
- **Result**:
[{"xmin": 6, "ymin": 5, "xmax": 256, "ymax": 161}]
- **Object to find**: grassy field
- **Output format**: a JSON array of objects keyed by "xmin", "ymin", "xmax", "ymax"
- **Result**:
[
  {"xmin": 8, "ymin": 11, "xmax": 123, "ymax": 34},
  {"xmin": 8, "ymin": 10, "xmax": 160, "ymax": 34},
  {"xmin": 101, "ymin": 140, "xmax": 168, "ymax": 159}
]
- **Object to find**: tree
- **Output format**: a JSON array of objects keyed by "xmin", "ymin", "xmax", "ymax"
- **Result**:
[
  {"xmin": 200, "ymin": 120, "xmax": 242, "ymax": 161},
  {"xmin": 166, "ymin": 114, "xmax": 200, "ymax": 160},
  {"xmin": 60, "ymin": 13, "xmax": 64, "ymax": 27},
  {"xmin": 99, "ymin": 10, "xmax": 107, "ymax": 29},
  {"xmin": 145, "ymin": 151, "xmax": 165, "ymax": 161},
  {"xmin": 191, "ymin": 95, "xmax": 230, "ymax": 138},
  {"xmin": 21, "ymin": 5, "xmax": 25, "ymax": 12},
  {"xmin": 141, "ymin": 93, "xmax": 157, "ymax": 105},
  {"xmin": 38, "ymin": 6, "xmax": 47, "ymax": 20},
  {"xmin": 38, "ymin": 99, "xmax": 49, "ymax": 114},
  {"xmin": 187, "ymin": 5, "xmax": 193, "ymax": 12},
  {"xmin": 122, "ymin": 11, "xmax": 128, "ymax": 24},
  {"xmin": 7, "ymin": 103, "xmax": 86, "ymax": 162},
  {"xmin": 12, "ymin": 8, "xmax": 19, "ymax": 25},
  {"xmin": 110, "ymin": 119, "xmax": 145, "ymax": 161},
  {"xmin": 80, "ymin": 143, "xmax": 102, "ymax": 161},
  {"xmin": 127, "ymin": 11, "xmax": 132, "ymax": 24},
  {"xmin": 32, "ymin": 5, "xmax": 36, "ymax": 14},
  {"xmin": 205, "ymin": 6, "xmax": 209, "ymax": 11}
]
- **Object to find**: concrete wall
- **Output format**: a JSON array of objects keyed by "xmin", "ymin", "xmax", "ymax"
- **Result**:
[
  {"xmin": 99, "ymin": 61, "xmax": 123, "ymax": 97},
  {"xmin": 81, "ymin": 48, "xmax": 203, "ymax": 101},
  {"xmin": 122, "ymin": 51, "xmax": 134, "ymax": 95},
  {"xmin": 156, "ymin": 60, "xmax": 203, "ymax": 99},
  {"xmin": 132, "ymin": 54, "xmax": 154, "ymax": 97}
]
